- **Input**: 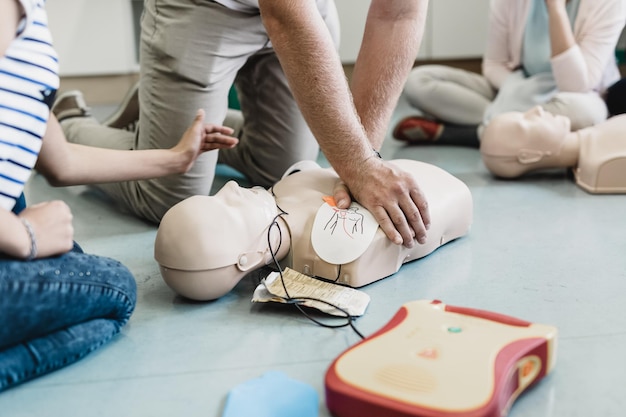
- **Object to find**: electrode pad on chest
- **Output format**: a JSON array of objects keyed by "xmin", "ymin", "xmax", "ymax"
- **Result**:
[{"xmin": 311, "ymin": 198, "xmax": 379, "ymax": 265}]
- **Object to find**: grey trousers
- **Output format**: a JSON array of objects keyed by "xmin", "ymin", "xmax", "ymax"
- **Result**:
[
  {"xmin": 62, "ymin": 0, "xmax": 340, "ymax": 223},
  {"xmin": 404, "ymin": 65, "xmax": 608, "ymax": 132}
]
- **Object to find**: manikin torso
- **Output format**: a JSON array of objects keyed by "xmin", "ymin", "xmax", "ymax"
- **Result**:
[
  {"xmin": 574, "ymin": 115, "xmax": 626, "ymax": 193},
  {"xmin": 272, "ymin": 159, "xmax": 472, "ymax": 287},
  {"xmin": 480, "ymin": 109, "xmax": 626, "ymax": 193}
]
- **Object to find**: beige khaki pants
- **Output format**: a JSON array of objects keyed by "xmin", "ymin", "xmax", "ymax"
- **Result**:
[
  {"xmin": 404, "ymin": 65, "xmax": 608, "ymax": 131},
  {"xmin": 62, "ymin": 0, "xmax": 339, "ymax": 223}
]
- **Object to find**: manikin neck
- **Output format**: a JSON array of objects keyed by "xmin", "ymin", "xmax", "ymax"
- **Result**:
[{"xmin": 558, "ymin": 130, "xmax": 581, "ymax": 168}]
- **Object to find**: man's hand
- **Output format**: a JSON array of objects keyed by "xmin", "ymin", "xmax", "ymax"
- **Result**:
[{"xmin": 334, "ymin": 158, "xmax": 431, "ymax": 248}]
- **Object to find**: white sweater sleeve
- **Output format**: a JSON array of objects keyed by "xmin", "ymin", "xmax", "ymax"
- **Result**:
[{"xmin": 551, "ymin": 0, "xmax": 626, "ymax": 92}]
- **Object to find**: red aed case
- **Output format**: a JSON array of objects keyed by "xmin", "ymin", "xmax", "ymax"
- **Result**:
[{"xmin": 325, "ymin": 300, "xmax": 557, "ymax": 417}]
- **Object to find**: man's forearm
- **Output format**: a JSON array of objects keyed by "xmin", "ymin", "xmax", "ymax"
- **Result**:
[
  {"xmin": 351, "ymin": 0, "xmax": 429, "ymax": 150},
  {"xmin": 260, "ymin": 0, "xmax": 375, "ymax": 183}
]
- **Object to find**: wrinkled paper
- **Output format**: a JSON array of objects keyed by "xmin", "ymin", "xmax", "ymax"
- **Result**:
[{"xmin": 252, "ymin": 268, "xmax": 370, "ymax": 317}]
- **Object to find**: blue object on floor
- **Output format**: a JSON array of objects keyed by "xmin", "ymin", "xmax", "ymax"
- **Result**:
[{"xmin": 221, "ymin": 371, "xmax": 318, "ymax": 417}]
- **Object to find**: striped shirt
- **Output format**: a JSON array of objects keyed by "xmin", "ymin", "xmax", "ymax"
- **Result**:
[{"xmin": 0, "ymin": 0, "xmax": 59, "ymax": 211}]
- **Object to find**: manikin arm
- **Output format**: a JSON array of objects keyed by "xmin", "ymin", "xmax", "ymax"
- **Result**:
[{"xmin": 258, "ymin": 0, "xmax": 431, "ymax": 248}]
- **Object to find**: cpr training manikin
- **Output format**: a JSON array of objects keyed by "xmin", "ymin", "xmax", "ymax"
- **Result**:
[
  {"xmin": 154, "ymin": 160, "xmax": 473, "ymax": 301},
  {"xmin": 480, "ymin": 107, "xmax": 626, "ymax": 194}
]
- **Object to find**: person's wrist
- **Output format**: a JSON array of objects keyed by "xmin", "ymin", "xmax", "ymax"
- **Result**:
[
  {"xmin": 20, "ymin": 218, "xmax": 38, "ymax": 261},
  {"xmin": 546, "ymin": 1, "xmax": 567, "ymax": 15},
  {"xmin": 172, "ymin": 147, "xmax": 194, "ymax": 174}
]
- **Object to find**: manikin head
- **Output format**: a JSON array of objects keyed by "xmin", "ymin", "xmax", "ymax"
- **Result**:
[
  {"xmin": 154, "ymin": 181, "xmax": 288, "ymax": 301},
  {"xmin": 480, "ymin": 106, "xmax": 575, "ymax": 178}
]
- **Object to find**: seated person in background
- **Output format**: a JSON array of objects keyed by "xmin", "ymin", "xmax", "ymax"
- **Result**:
[
  {"xmin": 1, "ymin": 0, "xmax": 238, "ymax": 391},
  {"xmin": 155, "ymin": 160, "xmax": 473, "ymax": 301},
  {"xmin": 480, "ymin": 106, "xmax": 626, "ymax": 194},
  {"xmin": 392, "ymin": 0, "xmax": 626, "ymax": 148}
]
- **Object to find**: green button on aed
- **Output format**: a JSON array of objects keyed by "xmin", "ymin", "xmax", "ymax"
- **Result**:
[{"xmin": 447, "ymin": 326, "xmax": 463, "ymax": 333}]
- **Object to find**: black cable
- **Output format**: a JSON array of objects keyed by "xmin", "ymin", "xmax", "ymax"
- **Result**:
[
  {"xmin": 266, "ymin": 209, "xmax": 365, "ymax": 340},
  {"xmin": 333, "ymin": 264, "xmax": 342, "ymax": 283}
]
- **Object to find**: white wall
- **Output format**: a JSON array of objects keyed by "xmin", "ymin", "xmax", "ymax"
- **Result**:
[
  {"xmin": 47, "ymin": 0, "xmax": 490, "ymax": 77},
  {"xmin": 47, "ymin": 0, "xmax": 137, "ymax": 76},
  {"xmin": 336, "ymin": 0, "xmax": 490, "ymax": 63},
  {"xmin": 429, "ymin": 0, "xmax": 491, "ymax": 59},
  {"xmin": 334, "ymin": 0, "xmax": 372, "ymax": 63}
]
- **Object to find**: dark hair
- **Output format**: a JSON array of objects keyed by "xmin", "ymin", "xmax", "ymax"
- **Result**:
[{"xmin": 605, "ymin": 77, "xmax": 626, "ymax": 116}]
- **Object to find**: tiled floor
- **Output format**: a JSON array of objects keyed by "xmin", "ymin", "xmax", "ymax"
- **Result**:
[{"xmin": 1, "ymin": 96, "xmax": 625, "ymax": 417}]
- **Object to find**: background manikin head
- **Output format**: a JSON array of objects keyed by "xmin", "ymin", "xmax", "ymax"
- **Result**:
[
  {"xmin": 480, "ymin": 106, "xmax": 575, "ymax": 178},
  {"xmin": 154, "ymin": 182, "xmax": 287, "ymax": 301}
]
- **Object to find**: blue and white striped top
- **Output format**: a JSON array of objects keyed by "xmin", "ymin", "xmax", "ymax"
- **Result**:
[{"xmin": 0, "ymin": 0, "xmax": 59, "ymax": 211}]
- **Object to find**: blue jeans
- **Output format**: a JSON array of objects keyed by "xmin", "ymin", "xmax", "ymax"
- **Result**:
[{"xmin": 0, "ymin": 243, "xmax": 136, "ymax": 391}]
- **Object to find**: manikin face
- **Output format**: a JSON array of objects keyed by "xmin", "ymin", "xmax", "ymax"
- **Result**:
[
  {"xmin": 487, "ymin": 106, "xmax": 571, "ymax": 148},
  {"xmin": 214, "ymin": 181, "xmax": 268, "ymax": 208},
  {"xmin": 481, "ymin": 107, "xmax": 572, "ymax": 177},
  {"xmin": 512, "ymin": 106, "xmax": 571, "ymax": 138},
  {"xmin": 213, "ymin": 181, "xmax": 279, "ymax": 230},
  {"xmin": 155, "ymin": 181, "xmax": 279, "ymax": 271}
]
